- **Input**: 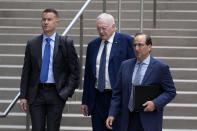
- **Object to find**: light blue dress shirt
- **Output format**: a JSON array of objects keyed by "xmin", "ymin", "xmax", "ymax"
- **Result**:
[{"xmin": 132, "ymin": 55, "xmax": 150, "ymax": 84}]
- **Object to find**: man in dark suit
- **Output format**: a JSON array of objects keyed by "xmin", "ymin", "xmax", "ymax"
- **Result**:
[
  {"xmin": 81, "ymin": 13, "xmax": 135, "ymax": 131},
  {"xmin": 19, "ymin": 8, "xmax": 80, "ymax": 131},
  {"xmin": 106, "ymin": 33, "xmax": 176, "ymax": 131}
]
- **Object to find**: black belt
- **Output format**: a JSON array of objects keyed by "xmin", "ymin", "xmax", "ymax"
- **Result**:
[
  {"xmin": 39, "ymin": 83, "xmax": 56, "ymax": 88},
  {"xmin": 96, "ymin": 89, "xmax": 112, "ymax": 93},
  {"xmin": 103, "ymin": 89, "xmax": 112, "ymax": 93}
]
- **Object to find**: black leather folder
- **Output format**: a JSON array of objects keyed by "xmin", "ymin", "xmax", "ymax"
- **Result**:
[{"xmin": 134, "ymin": 85, "xmax": 161, "ymax": 112}]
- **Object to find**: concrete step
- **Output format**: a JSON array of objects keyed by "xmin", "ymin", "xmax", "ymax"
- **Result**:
[
  {"xmin": 152, "ymin": 47, "xmax": 197, "ymax": 57},
  {"xmin": 2, "ymin": 100, "xmax": 197, "ymax": 117},
  {"xmin": 164, "ymin": 105, "xmax": 197, "ymax": 116},
  {"xmin": 0, "ymin": 68, "xmax": 22, "ymax": 77},
  {"xmin": 0, "ymin": 55, "xmax": 24, "ymax": 65},
  {"xmin": 0, "ymin": 76, "xmax": 197, "ymax": 91},
  {"xmin": 1, "ymin": 10, "xmax": 197, "ymax": 20},
  {"xmin": 157, "ymin": 57, "xmax": 197, "ymax": 68},
  {"xmin": 0, "ymin": 34, "xmax": 197, "ymax": 47},
  {"xmin": 163, "ymin": 118, "xmax": 197, "ymax": 130},
  {"xmin": 2, "ymin": 90, "xmax": 197, "ymax": 104},
  {"xmin": 175, "ymin": 81, "xmax": 197, "ymax": 92},
  {"xmin": 0, "ymin": 90, "xmax": 18, "ymax": 100},
  {"xmin": 0, "ymin": 79, "xmax": 20, "ymax": 88},
  {"xmin": 0, "ymin": 44, "xmax": 197, "ymax": 58},
  {"xmin": 0, "ymin": 67, "xmax": 197, "ymax": 80},
  {"xmin": 1, "ymin": 112, "xmax": 197, "ymax": 129},
  {"xmin": 0, "ymin": 54, "xmax": 197, "ymax": 69},
  {"xmin": 171, "ymin": 69, "xmax": 197, "ymax": 80},
  {"xmin": 0, "ymin": 1, "xmax": 197, "ymax": 11},
  {"xmin": 1, "ymin": 27, "xmax": 197, "ymax": 37},
  {"xmin": 0, "ymin": 113, "xmax": 92, "ymax": 126},
  {"xmin": 0, "ymin": 18, "xmax": 196, "ymax": 29},
  {"xmin": 172, "ymin": 93, "xmax": 197, "ymax": 104}
]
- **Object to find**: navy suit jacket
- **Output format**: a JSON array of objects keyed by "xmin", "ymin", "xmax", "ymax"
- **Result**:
[
  {"xmin": 82, "ymin": 32, "xmax": 135, "ymax": 115},
  {"xmin": 109, "ymin": 56, "xmax": 176, "ymax": 131}
]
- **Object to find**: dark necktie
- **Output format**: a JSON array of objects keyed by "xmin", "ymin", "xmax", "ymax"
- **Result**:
[
  {"xmin": 128, "ymin": 62, "xmax": 143, "ymax": 112},
  {"xmin": 97, "ymin": 40, "xmax": 108, "ymax": 92},
  {"xmin": 40, "ymin": 38, "xmax": 51, "ymax": 83}
]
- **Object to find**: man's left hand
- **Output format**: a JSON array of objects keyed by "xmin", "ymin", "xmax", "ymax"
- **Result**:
[{"xmin": 143, "ymin": 101, "xmax": 155, "ymax": 112}]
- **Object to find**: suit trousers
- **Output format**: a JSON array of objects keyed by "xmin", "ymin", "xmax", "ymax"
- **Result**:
[
  {"xmin": 91, "ymin": 89, "xmax": 120, "ymax": 131},
  {"xmin": 128, "ymin": 112, "xmax": 144, "ymax": 131},
  {"xmin": 29, "ymin": 86, "xmax": 65, "ymax": 131}
]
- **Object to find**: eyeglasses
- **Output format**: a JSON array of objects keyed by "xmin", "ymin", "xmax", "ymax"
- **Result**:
[{"xmin": 133, "ymin": 43, "xmax": 146, "ymax": 48}]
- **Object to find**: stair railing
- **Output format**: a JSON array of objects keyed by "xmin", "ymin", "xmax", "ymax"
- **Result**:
[
  {"xmin": 117, "ymin": 0, "xmax": 157, "ymax": 33},
  {"xmin": 140, "ymin": 0, "xmax": 144, "ymax": 32},
  {"xmin": 0, "ymin": 92, "xmax": 20, "ymax": 117},
  {"xmin": 153, "ymin": 0, "xmax": 157, "ymax": 28},
  {"xmin": 62, "ymin": 0, "xmax": 92, "ymax": 91},
  {"xmin": 118, "ymin": 0, "xmax": 121, "ymax": 32}
]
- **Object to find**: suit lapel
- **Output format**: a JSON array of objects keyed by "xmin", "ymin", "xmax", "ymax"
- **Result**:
[
  {"xmin": 92, "ymin": 39, "xmax": 102, "ymax": 76},
  {"xmin": 53, "ymin": 34, "xmax": 60, "ymax": 61},
  {"xmin": 126, "ymin": 59, "xmax": 136, "ymax": 99},
  {"xmin": 38, "ymin": 35, "xmax": 43, "ymax": 69},
  {"xmin": 109, "ymin": 32, "xmax": 119, "ymax": 62},
  {"xmin": 141, "ymin": 56, "xmax": 155, "ymax": 84}
]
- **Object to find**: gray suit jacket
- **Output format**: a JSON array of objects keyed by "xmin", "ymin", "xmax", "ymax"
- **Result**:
[{"xmin": 20, "ymin": 33, "xmax": 80, "ymax": 103}]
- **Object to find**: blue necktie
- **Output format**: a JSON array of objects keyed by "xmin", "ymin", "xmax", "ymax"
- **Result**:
[
  {"xmin": 128, "ymin": 62, "xmax": 143, "ymax": 112},
  {"xmin": 40, "ymin": 38, "xmax": 51, "ymax": 83},
  {"xmin": 97, "ymin": 40, "xmax": 108, "ymax": 92}
]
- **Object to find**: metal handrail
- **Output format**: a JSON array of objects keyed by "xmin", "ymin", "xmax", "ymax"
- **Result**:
[
  {"xmin": 103, "ymin": 0, "xmax": 106, "ymax": 13},
  {"xmin": 118, "ymin": 0, "xmax": 121, "ymax": 32},
  {"xmin": 153, "ymin": 0, "xmax": 157, "ymax": 28},
  {"xmin": 117, "ymin": 0, "xmax": 157, "ymax": 32},
  {"xmin": 62, "ymin": 0, "xmax": 92, "ymax": 36},
  {"xmin": 140, "ymin": 0, "xmax": 144, "ymax": 32},
  {"xmin": 140, "ymin": 0, "xmax": 157, "ymax": 31},
  {"xmin": 0, "ymin": 92, "xmax": 20, "ymax": 117},
  {"xmin": 62, "ymin": 0, "xmax": 92, "ymax": 90}
]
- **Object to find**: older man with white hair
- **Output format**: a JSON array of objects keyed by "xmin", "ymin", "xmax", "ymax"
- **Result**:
[{"xmin": 81, "ymin": 13, "xmax": 135, "ymax": 131}]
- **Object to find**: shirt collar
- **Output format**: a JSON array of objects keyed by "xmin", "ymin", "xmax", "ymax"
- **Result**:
[
  {"xmin": 136, "ymin": 55, "xmax": 150, "ymax": 65},
  {"xmin": 102, "ymin": 32, "xmax": 115, "ymax": 44},
  {"xmin": 43, "ymin": 32, "xmax": 56, "ymax": 41}
]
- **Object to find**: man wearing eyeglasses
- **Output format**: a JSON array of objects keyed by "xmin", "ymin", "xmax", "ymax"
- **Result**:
[{"xmin": 106, "ymin": 33, "xmax": 176, "ymax": 131}]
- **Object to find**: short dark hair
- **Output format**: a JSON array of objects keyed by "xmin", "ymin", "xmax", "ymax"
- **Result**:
[
  {"xmin": 134, "ymin": 32, "xmax": 152, "ymax": 46},
  {"xmin": 42, "ymin": 8, "xmax": 59, "ymax": 18}
]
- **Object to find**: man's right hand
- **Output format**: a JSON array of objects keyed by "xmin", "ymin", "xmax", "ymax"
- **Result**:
[
  {"xmin": 106, "ymin": 116, "xmax": 115, "ymax": 130},
  {"xmin": 19, "ymin": 99, "xmax": 27, "ymax": 112},
  {"xmin": 81, "ymin": 105, "xmax": 88, "ymax": 116}
]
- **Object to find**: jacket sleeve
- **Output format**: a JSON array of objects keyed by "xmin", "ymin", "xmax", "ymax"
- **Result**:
[
  {"xmin": 59, "ymin": 36, "xmax": 80, "ymax": 100},
  {"xmin": 20, "ymin": 41, "xmax": 31, "ymax": 99},
  {"xmin": 152, "ymin": 64, "xmax": 176, "ymax": 111}
]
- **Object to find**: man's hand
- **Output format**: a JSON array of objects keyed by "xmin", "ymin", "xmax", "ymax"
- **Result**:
[
  {"xmin": 143, "ymin": 101, "xmax": 156, "ymax": 112},
  {"xmin": 81, "ymin": 105, "xmax": 88, "ymax": 116},
  {"xmin": 19, "ymin": 99, "xmax": 27, "ymax": 112},
  {"xmin": 106, "ymin": 116, "xmax": 115, "ymax": 130}
]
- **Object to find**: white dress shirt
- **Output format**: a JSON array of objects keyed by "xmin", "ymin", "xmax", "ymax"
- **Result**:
[{"xmin": 95, "ymin": 32, "xmax": 115, "ymax": 90}]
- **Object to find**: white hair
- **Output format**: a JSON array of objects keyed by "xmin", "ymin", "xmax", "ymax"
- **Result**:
[{"xmin": 96, "ymin": 13, "xmax": 115, "ymax": 25}]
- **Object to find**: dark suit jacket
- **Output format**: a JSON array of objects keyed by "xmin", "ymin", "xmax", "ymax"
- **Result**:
[
  {"xmin": 109, "ymin": 56, "xmax": 176, "ymax": 131},
  {"xmin": 82, "ymin": 32, "xmax": 135, "ymax": 115},
  {"xmin": 20, "ymin": 33, "xmax": 80, "ymax": 103}
]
